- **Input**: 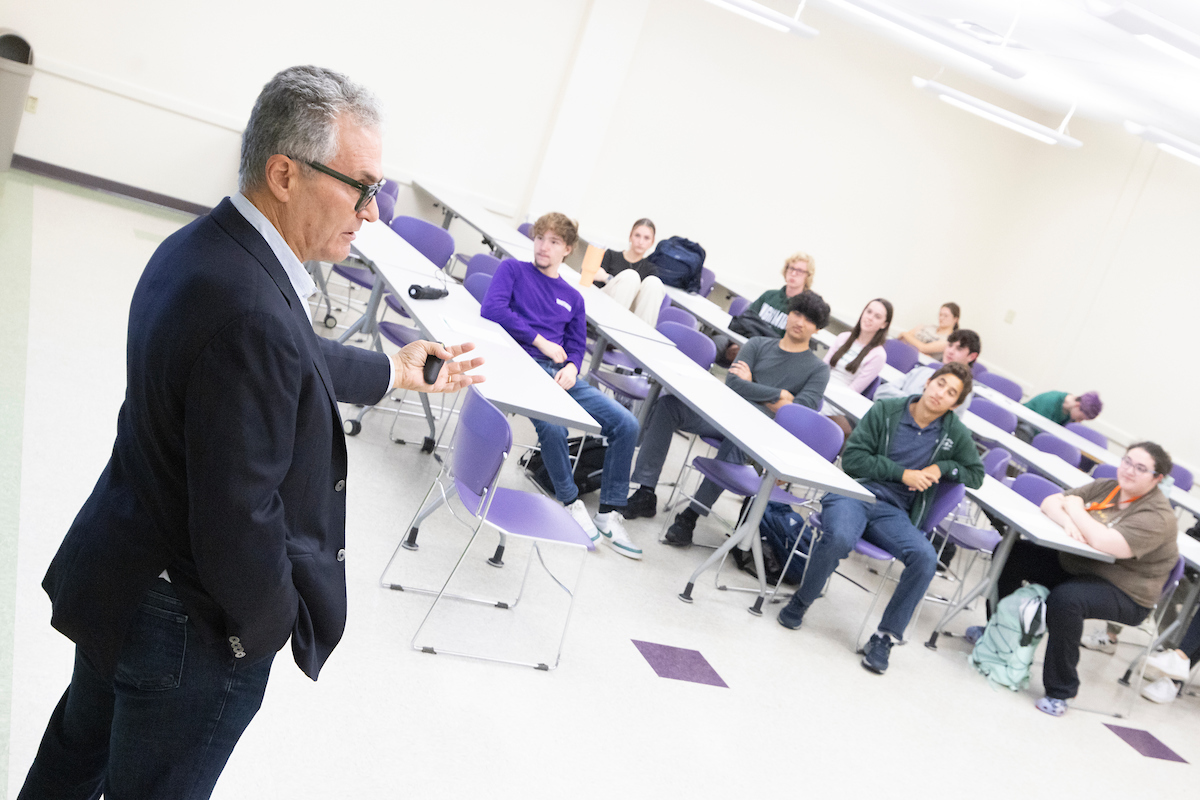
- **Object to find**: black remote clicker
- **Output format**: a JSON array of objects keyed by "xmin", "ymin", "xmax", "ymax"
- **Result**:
[{"xmin": 422, "ymin": 351, "xmax": 444, "ymax": 385}]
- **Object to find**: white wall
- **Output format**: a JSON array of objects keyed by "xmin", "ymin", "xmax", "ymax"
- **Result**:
[{"xmin": 8, "ymin": 0, "xmax": 1198, "ymax": 467}]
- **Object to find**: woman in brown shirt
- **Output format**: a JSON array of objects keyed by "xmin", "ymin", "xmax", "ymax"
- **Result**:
[{"xmin": 995, "ymin": 442, "xmax": 1179, "ymax": 717}]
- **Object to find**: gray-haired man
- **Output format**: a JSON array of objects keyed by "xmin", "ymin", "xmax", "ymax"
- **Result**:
[{"xmin": 19, "ymin": 66, "xmax": 483, "ymax": 799}]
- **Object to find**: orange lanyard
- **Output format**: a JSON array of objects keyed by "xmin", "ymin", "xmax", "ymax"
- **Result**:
[{"xmin": 1086, "ymin": 486, "xmax": 1142, "ymax": 513}]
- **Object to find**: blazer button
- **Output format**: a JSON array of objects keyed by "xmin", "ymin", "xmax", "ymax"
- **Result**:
[
  {"xmin": 334, "ymin": 479, "xmax": 346, "ymax": 492},
  {"xmin": 337, "ymin": 549, "xmax": 346, "ymax": 562}
]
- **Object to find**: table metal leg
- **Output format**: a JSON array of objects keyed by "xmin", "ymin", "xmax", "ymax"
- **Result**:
[
  {"xmin": 678, "ymin": 472, "xmax": 773, "ymax": 615},
  {"xmin": 587, "ymin": 333, "xmax": 609, "ymax": 376},
  {"xmin": 925, "ymin": 524, "xmax": 1018, "ymax": 650}
]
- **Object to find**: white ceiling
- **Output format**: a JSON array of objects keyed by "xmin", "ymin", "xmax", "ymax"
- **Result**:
[{"xmin": 795, "ymin": 0, "xmax": 1200, "ymax": 143}]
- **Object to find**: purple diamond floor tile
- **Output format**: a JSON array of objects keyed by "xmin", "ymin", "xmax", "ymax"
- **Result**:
[
  {"xmin": 1104, "ymin": 724, "xmax": 1188, "ymax": 763},
  {"xmin": 632, "ymin": 640, "xmax": 728, "ymax": 687}
]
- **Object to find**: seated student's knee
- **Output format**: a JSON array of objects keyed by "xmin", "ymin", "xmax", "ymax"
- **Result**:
[
  {"xmin": 607, "ymin": 405, "xmax": 639, "ymax": 443},
  {"xmin": 813, "ymin": 521, "xmax": 860, "ymax": 559},
  {"xmin": 904, "ymin": 538, "xmax": 938, "ymax": 581},
  {"xmin": 532, "ymin": 418, "xmax": 568, "ymax": 445},
  {"xmin": 1044, "ymin": 583, "xmax": 1088, "ymax": 628}
]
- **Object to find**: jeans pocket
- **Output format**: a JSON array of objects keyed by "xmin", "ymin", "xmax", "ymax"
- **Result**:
[{"xmin": 114, "ymin": 586, "xmax": 188, "ymax": 691}]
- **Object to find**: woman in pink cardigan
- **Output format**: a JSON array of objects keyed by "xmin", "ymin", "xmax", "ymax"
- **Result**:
[{"xmin": 822, "ymin": 298, "xmax": 893, "ymax": 438}]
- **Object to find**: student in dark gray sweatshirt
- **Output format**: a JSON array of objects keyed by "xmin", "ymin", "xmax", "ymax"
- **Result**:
[{"xmin": 624, "ymin": 292, "xmax": 832, "ymax": 547}]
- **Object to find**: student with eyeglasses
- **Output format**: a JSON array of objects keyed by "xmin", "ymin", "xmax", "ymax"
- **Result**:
[
  {"xmin": 715, "ymin": 251, "xmax": 816, "ymax": 367},
  {"xmin": 986, "ymin": 442, "xmax": 1179, "ymax": 718}
]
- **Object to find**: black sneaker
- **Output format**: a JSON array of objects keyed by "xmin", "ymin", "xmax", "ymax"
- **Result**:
[
  {"xmin": 861, "ymin": 633, "xmax": 893, "ymax": 674},
  {"xmin": 777, "ymin": 594, "xmax": 808, "ymax": 629},
  {"xmin": 623, "ymin": 487, "xmax": 658, "ymax": 519},
  {"xmin": 664, "ymin": 513, "xmax": 695, "ymax": 547}
]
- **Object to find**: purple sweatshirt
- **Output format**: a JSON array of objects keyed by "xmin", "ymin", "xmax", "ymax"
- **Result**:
[{"xmin": 480, "ymin": 258, "xmax": 587, "ymax": 370}]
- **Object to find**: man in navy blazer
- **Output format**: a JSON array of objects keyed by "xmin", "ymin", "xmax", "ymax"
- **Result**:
[{"xmin": 19, "ymin": 66, "xmax": 484, "ymax": 800}]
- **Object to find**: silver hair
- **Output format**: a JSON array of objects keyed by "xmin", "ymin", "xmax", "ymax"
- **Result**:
[{"xmin": 238, "ymin": 65, "xmax": 383, "ymax": 193}]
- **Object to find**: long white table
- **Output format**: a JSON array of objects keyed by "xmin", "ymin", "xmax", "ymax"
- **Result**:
[
  {"xmin": 663, "ymin": 285, "xmax": 746, "ymax": 345},
  {"xmin": 971, "ymin": 384, "xmax": 1119, "ymax": 467},
  {"xmin": 960, "ymin": 412, "xmax": 1094, "ymax": 490},
  {"xmin": 593, "ymin": 323, "xmax": 875, "ymax": 614},
  {"xmin": 352, "ymin": 220, "xmax": 599, "ymax": 434},
  {"xmin": 414, "ymin": 178, "xmax": 535, "ymax": 262}
]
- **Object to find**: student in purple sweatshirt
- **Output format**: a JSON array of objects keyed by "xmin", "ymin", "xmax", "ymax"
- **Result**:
[{"xmin": 481, "ymin": 213, "xmax": 642, "ymax": 559}]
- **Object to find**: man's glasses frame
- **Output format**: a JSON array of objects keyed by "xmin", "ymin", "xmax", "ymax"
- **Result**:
[{"xmin": 294, "ymin": 157, "xmax": 385, "ymax": 212}]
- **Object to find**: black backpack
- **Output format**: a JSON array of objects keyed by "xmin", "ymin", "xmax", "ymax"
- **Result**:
[
  {"xmin": 647, "ymin": 237, "xmax": 706, "ymax": 292},
  {"xmin": 518, "ymin": 436, "xmax": 607, "ymax": 497}
]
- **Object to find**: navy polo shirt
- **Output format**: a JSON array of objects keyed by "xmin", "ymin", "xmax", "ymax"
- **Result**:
[{"xmin": 862, "ymin": 397, "xmax": 945, "ymax": 512}]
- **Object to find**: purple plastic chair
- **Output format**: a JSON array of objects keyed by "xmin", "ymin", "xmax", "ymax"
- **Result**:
[
  {"xmin": 399, "ymin": 387, "xmax": 595, "ymax": 671},
  {"xmin": 1093, "ymin": 464, "xmax": 1118, "ymax": 481},
  {"xmin": 375, "ymin": 191, "xmax": 396, "ymax": 225},
  {"xmin": 698, "ymin": 268, "xmax": 716, "ymax": 298},
  {"xmin": 1172, "ymin": 465, "xmax": 1194, "ymax": 493},
  {"xmin": 591, "ymin": 321, "xmax": 715, "ymax": 404},
  {"xmin": 971, "ymin": 361, "xmax": 988, "ymax": 375},
  {"xmin": 464, "ymin": 273, "xmax": 493, "ymax": 304},
  {"xmin": 1031, "ymin": 433, "xmax": 1081, "ymax": 468},
  {"xmin": 728, "ymin": 296, "xmax": 750, "ymax": 318},
  {"xmin": 390, "ymin": 216, "xmax": 455, "ymax": 268},
  {"xmin": 379, "ymin": 178, "xmax": 400, "ymax": 201},
  {"xmin": 1012, "ymin": 472, "xmax": 1061, "ymax": 506},
  {"xmin": 982, "ymin": 447, "xmax": 1012, "ymax": 481},
  {"xmin": 658, "ymin": 305, "xmax": 699, "ymax": 330},
  {"xmin": 1065, "ymin": 422, "xmax": 1107, "ymax": 451},
  {"xmin": 517, "ymin": 222, "xmax": 533, "ymax": 239},
  {"xmin": 883, "ymin": 339, "xmax": 920, "ymax": 373},
  {"xmin": 862, "ymin": 376, "xmax": 882, "ymax": 400},
  {"xmin": 970, "ymin": 396, "xmax": 1018, "ymax": 435},
  {"xmin": 462, "ymin": 253, "xmax": 501, "ymax": 281},
  {"xmin": 975, "ymin": 371, "xmax": 1023, "ymax": 402}
]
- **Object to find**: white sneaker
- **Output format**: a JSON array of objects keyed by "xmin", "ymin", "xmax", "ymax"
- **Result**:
[
  {"xmin": 594, "ymin": 512, "xmax": 642, "ymax": 560},
  {"xmin": 1145, "ymin": 650, "xmax": 1191, "ymax": 682},
  {"xmin": 1141, "ymin": 676, "xmax": 1179, "ymax": 704},
  {"xmin": 566, "ymin": 499, "xmax": 600, "ymax": 543},
  {"xmin": 1080, "ymin": 630, "xmax": 1117, "ymax": 654}
]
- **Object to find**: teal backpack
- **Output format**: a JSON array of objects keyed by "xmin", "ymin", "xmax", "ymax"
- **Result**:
[{"xmin": 969, "ymin": 583, "xmax": 1050, "ymax": 691}]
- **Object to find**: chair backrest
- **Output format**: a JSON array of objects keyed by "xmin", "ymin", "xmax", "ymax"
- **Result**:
[
  {"xmin": 971, "ymin": 361, "xmax": 988, "ymax": 375},
  {"xmin": 517, "ymin": 221, "xmax": 534, "ymax": 239},
  {"xmin": 698, "ymin": 267, "xmax": 716, "ymax": 298},
  {"xmin": 657, "ymin": 320, "xmax": 717, "ymax": 369},
  {"xmin": 970, "ymin": 396, "xmax": 1017, "ymax": 435},
  {"xmin": 379, "ymin": 178, "xmax": 400, "ymax": 201},
  {"xmin": 773, "ymin": 404, "xmax": 844, "ymax": 463},
  {"xmin": 375, "ymin": 191, "xmax": 396, "ymax": 225},
  {"xmin": 464, "ymin": 272, "xmax": 494, "ymax": 304},
  {"xmin": 920, "ymin": 481, "xmax": 967, "ymax": 534},
  {"xmin": 660, "ymin": 294, "xmax": 672, "ymax": 312},
  {"xmin": 862, "ymin": 375, "xmax": 882, "ymax": 400},
  {"xmin": 728, "ymin": 296, "xmax": 750, "ymax": 317},
  {"xmin": 1011, "ymin": 473, "xmax": 1060, "ymax": 506},
  {"xmin": 1160, "ymin": 556, "xmax": 1187, "ymax": 604},
  {"xmin": 975, "ymin": 371, "xmax": 1023, "ymax": 402},
  {"xmin": 1093, "ymin": 464, "xmax": 1118, "ymax": 480},
  {"xmin": 1031, "ymin": 432, "xmax": 1081, "ymax": 468},
  {"xmin": 1065, "ymin": 422, "xmax": 1107, "ymax": 451},
  {"xmin": 982, "ymin": 447, "xmax": 1012, "ymax": 481},
  {"xmin": 1171, "ymin": 464, "xmax": 1194, "ymax": 493},
  {"xmin": 658, "ymin": 305, "xmax": 699, "ymax": 329},
  {"xmin": 883, "ymin": 339, "xmax": 920, "ymax": 373},
  {"xmin": 390, "ymin": 215, "xmax": 455, "ymax": 269},
  {"xmin": 463, "ymin": 252, "xmax": 502, "ymax": 281},
  {"xmin": 450, "ymin": 388, "xmax": 512, "ymax": 512}
]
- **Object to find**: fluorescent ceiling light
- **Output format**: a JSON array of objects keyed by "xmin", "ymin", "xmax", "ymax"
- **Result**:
[
  {"xmin": 1124, "ymin": 120, "xmax": 1200, "ymax": 167},
  {"xmin": 831, "ymin": 0, "xmax": 1025, "ymax": 79},
  {"xmin": 701, "ymin": 0, "xmax": 818, "ymax": 37},
  {"xmin": 913, "ymin": 78, "xmax": 1083, "ymax": 148},
  {"xmin": 1089, "ymin": 2, "xmax": 1200, "ymax": 69}
]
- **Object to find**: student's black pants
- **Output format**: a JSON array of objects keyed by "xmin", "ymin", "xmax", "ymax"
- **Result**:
[{"xmin": 995, "ymin": 540, "xmax": 1149, "ymax": 700}]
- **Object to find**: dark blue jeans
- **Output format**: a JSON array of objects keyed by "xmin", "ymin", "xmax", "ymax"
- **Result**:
[
  {"xmin": 795, "ymin": 493, "xmax": 938, "ymax": 638},
  {"xmin": 19, "ymin": 579, "xmax": 274, "ymax": 800},
  {"xmin": 530, "ymin": 360, "xmax": 638, "ymax": 507}
]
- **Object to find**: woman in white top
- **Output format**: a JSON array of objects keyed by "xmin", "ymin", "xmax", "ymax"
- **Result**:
[
  {"xmin": 822, "ymin": 298, "xmax": 893, "ymax": 438},
  {"xmin": 898, "ymin": 302, "xmax": 959, "ymax": 357},
  {"xmin": 595, "ymin": 218, "xmax": 664, "ymax": 326}
]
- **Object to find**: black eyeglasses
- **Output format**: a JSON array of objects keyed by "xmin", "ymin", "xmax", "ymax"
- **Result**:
[{"xmin": 294, "ymin": 157, "xmax": 385, "ymax": 212}]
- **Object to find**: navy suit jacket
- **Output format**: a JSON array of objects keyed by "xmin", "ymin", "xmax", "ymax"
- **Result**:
[{"xmin": 43, "ymin": 198, "xmax": 391, "ymax": 680}]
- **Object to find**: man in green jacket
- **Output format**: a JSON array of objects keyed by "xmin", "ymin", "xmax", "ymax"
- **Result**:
[{"xmin": 777, "ymin": 362, "xmax": 985, "ymax": 674}]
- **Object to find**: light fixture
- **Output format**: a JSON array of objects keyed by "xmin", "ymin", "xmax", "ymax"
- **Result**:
[
  {"xmin": 1089, "ymin": 2, "xmax": 1200, "ymax": 69},
  {"xmin": 912, "ymin": 78, "xmax": 1083, "ymax": 148},
  {"xmin": 1124, "ymin": 121, "xmax": 1200, "ymax": 167},
  {"xmin": 832, "ymin": 0, "xmax": 1025, "ymax": 78},
  {"xmin": 700, "ymin": 0, "xmax": 818, "ymax": 37}
]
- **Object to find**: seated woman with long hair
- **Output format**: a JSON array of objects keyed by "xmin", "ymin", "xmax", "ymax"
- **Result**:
[
  {"xmin": 594, "ymin": 218, "xmax": 664, "ymax": 326},
  {"xmin": 822, "ymin": 298, "xmax": 893, "ymax": 438},
  {"xmin": 898, "ymin": 302, "xmax": 959, "ymax": 357}
]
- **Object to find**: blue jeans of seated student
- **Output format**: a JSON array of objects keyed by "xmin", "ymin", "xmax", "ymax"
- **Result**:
[
  {"xmin": 630, "ymin": 393, "xmax": 746, "ymax": 514},
  {"xmin": 19, "ymin": 579, "xmax": 274, "ymax": 800},
  {"xmin": 531, "ymin": 359, "xmax": 638, "ymax": 508},
  {"xmin": 794, "ymin": 493, "xmax": 938, "ymax": 638}
]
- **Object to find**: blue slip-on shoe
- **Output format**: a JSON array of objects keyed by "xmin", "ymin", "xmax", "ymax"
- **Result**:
[
  {"xmin": 963, "ymin": 625, "xmax": 985, "ymax": 645},
  {"xmin": 861, "ymin": 633, "xmax": 894, "ymax": 674},
  {"xmin": 1035, "ymin": 696, "xmax": 1068, "ymax": 717}
]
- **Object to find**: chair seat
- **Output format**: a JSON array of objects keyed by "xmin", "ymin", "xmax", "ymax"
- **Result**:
[
  {"xmin": 692, "ymin": 457, "xmax": 763, "ymax": 497},
  {"xmin": 456, "ymin": 480, "xmax": 595, "ymax": 550},
  {"xmin": 699, "ymin": 436, "xmax": 723, "ymax": 449},
  {"xmin": 593, "ymin": 371, "xmax": 650, "ymax": 401},
  {"xmin": 854, "ymin": 539, "xmax": 894, "ymax": 562},
  {"xmin": 943, "ymin": 521, "xmax": 1002, "ymax": 553},
  {"xmin": 380, "ymin": 320, "xmax": 421, "ymax": 348},
  {"xmin": 332, "ymin": 264, "xmax": 374, "ymax": 289},
  {"xmin": 602, "ymin": 350, "xmax": 637, "ymax": 372},
  {"xmin": 384, "ymin": 293, "xmax": 412, "ymax": 319}
]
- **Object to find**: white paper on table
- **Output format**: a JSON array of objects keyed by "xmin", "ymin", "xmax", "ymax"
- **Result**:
[{"xmin": 440, "ymin": 316, "xmax": 510, "ymax": 346}]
